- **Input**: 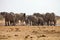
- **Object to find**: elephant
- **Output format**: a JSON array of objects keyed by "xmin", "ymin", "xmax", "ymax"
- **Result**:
[
  {"xmin": 33, "ymin": 13, "xmax": 45, "ymax": 26},
  {"xmin": 49, "ymin": 12, "xmax": 56, "ymax": 26},
  {"xmin": 33, "ymin": 12, "xmax": 56, "ymax": 26},
  {"xmin": 9, "ymin": 12, "xmax": 16, "ymax": 26},
  {"xmin": 25, "ymin": 15, "xmax": 38, "ymax": 26},
  {"xmin": 37, "ymin": 17, "xmax": 44, "ymax": 26},
  {"xmin": 45, "ymin": 12, "xmax": 56, "ymax": 26},
  {"xmin": 25, "ymin": 14, "xmax": 44, "ymax": 26},
  {"xmin": 44, "ymin": 12, "xmax": 51, "ymax": 25},
  {"xmin": 18, "ymin": 13, "xmax": 26, "ymax": 22},
  {"xmin": 15, "ymin": 13, "xmax": 26, "ymax": 25},
  {"xmin": 0, "ymin": 12, "xmax": 16, "ymax": 26}
]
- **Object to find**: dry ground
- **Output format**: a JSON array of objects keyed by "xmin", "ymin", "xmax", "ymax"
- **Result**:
[
  {"xmin": 0, "ymin": 19, "xmax": 60, "ymax": 40},
  {"xmin": 0, "ymin": 26, "xmax": 60, "ymax": 40}
]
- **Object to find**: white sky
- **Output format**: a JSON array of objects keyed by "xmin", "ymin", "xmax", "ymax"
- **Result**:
[{"xmin": 0, "ymin": 0, "xmax": 60, "ymax": 16}]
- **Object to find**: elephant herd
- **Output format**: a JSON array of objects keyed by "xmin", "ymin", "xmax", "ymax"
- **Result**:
[{"xmin": 0, "ymin": 12, "xmax": 56, "ymax": 26}]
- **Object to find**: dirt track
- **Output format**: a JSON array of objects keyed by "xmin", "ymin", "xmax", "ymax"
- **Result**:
[{"xmin": 0, "ymin": 26, "xmax": 60, "ymax": 40}]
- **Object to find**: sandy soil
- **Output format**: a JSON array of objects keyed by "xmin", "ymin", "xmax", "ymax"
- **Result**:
[{"xmin": 0, "ymin": 26, "xmax": 60, "ymax": 40}]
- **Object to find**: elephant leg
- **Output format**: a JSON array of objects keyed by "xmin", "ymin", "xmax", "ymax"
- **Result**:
[
  {"xmin": 10, "ymin": 21, "xmax": 15, "ymax": 26},
  {"xmin": 13, "ymin": 21, "xmax": 15, "ymax": 26},
  {"xmin": 8, "ymin": 22, "xmax": 10, "ymax": 26},
  {"xmin": 5, "ymin": 22, "xmax": 7, "ymax": 26},
  {"xmin": 31, "ymin": 21, "xmax": 32, "ymax": 26},
  {"xmin": 32, "ymin": 22, "xmax": 37, "ymax": 26},
  {"xmin": 5, "ymin": 20, "xmax": 7, "ymax": 26},
  {"xmin": 10, "ymin": 21, "xmax": 13, "ymax": 26},
  {"xmin": 25, "ymin": 21, "xmax": 28, "ymax": 25},
  {"xmin": 5, "ymin": 22, "xmax": 9, "ymax": 26},
  {"xmin": 37, "ymin": 20, "xmax": 40, "ymax": 26},
  {"xmin": 49, "ymin": 21, "xmax": 52, "ymax": 26},
  {"xmin": 29, "ymin": 21, "xmax": 31, "ymax": 26},
  {"xmin": 41, "ymin": 22, "xmax": 44, "ymax": 26},
  {"xmin": 38, "ymin": 22, "xmax": 40, "ymax": 25},
  {"xmin": 50, "ymin": 20, "xmax": 56, "ymax": 26},
  {"xmin": 54, "ymin": 20, "xmax": 56, "ymax": 26},
  {"xmin": 29, "ymin": 21, "xmax": 32, "ymax": 26},
  {"xmin": 13, "ymin": 19, "xmax": 16, "ymax": 26},
  {"xmin": 5, "ymin": 20, "xmax": 8, "ymax": 26},
  {"xmin": 47, "ymin": 21, "xmax": 49, "ymax": 26}
]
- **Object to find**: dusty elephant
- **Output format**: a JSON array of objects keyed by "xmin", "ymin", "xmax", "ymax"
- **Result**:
[
  {"xmin": 33, "ymin": 13, "xmax": 45, "ymax": 26},
  {"xmin": 25, "ymin": 15, "xmax": 38, "ymax": 26},
  {"xmin": 37, "ymin": 17, "xmax": 44, "ymax": 26},
  {"xmin": 49, "ymin": 12, "xmax": 56, "ymax": 26},
  {"xmin": 45, "ymin": 12, "xmax": 56, "ymax": 26},
  {"xmin": 15, "ymin": 13, "xmax": 26, "ymax": 25},
  {"xmin": 0, "ymin": 12, "xmax": 16, "ymax": 26}
]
